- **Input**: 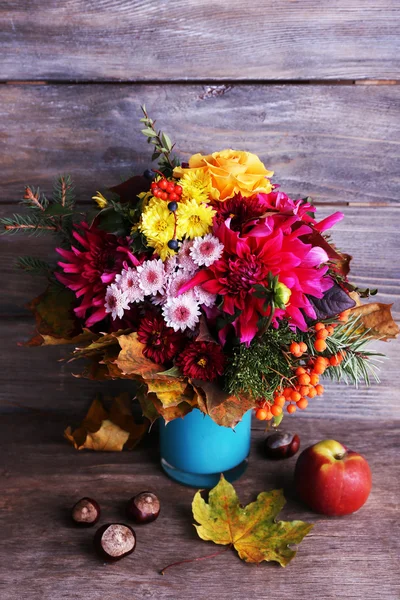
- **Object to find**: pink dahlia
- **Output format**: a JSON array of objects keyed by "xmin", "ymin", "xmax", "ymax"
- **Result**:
[
  {"xmin": 137, "ymin": 312, "xmax": 185, "ymax": 365},
  {"xmin": 176, "ymin": 341, "xmax": 226, "ymax": 381},
  {"xmin": 56, "ymin": 222, "xmax": 138, "ymax": 327},
  {"xmin": 179, "ymin": 219, "xmax": 333, "ymax": 344}
]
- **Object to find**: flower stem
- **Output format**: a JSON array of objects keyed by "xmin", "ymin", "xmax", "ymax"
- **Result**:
[{"xmin": 160, "ymin": 544, "xmax": 232, "ymax": 575}]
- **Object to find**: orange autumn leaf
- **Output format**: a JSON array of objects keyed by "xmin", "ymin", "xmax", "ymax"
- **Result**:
[
  {"xmin": 115, "ymin": 332, "xmax": 194, "ymax": 409},
  {"xmin": 64, "ymin": 394, "xmax": 148, "ymax": 451},
  {"xmin": 116, "ymin": 332, "xmax": 162, "ymax": 378},
  {"xmin": 191, "ymin": 380, "xmax": 255, "ymax": 428},
  {"xmin": 350, "ymin": 302, "xmax": 399, "ymax": 341}
]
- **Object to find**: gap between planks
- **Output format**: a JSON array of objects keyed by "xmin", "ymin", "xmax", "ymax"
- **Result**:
[{"xmin": 1, "ymin": 79, "xmax": 400, "ymax": 86}]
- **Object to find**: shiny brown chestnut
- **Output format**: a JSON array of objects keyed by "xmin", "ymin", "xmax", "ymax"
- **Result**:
[
  {"xmin": 126, "ymin": 491, "xmax": 160, "ymax": 524},
  {"xmin": 71, "ymin": 497, "xmax": 101, "ymax": 527},
  {"xmin": 93, "ymin": 523, "xmax": 136, "ymax": 561},
  {"xmin": 264, "ymin": 432, "xmax": 300, "ymax": 459}
]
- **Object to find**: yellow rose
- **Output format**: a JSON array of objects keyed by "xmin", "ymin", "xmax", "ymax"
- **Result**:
[{"xmin": 173, "ymin": 149, "xmax": 274, "ymax": 201}]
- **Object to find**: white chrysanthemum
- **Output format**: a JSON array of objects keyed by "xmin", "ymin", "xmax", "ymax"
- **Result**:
[
  {"xmin": 137, "ymin": 258, "xmax": 166, "ymax": 296},
  {"xmin": 194, "ymin": 285, "xmax": 217, "ymax": 308},
  {"xmin": 166, "ymin": 271, "xmax": 196, "ymax": 302},
  {"xmin": 115, "ymin": 267, "xmax": 145, "ymax": 303},
  {"xmin": 177, "ymin": 239, "xmax": 197, "ymax": 272},
  {"xmin": 190, "ymin": 234, "xmax": 224, "ymax": 267},
  {"xmin": 104, "ymin": 284, "xmax": 130, "ymax": 320},
  {"xmin": 162, "ymin": 296, "xmax": 201, "ymax": 332}
]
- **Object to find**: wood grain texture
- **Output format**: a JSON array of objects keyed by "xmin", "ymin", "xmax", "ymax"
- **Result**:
[
  {"xmin": 1, "ymin": 84, "xmax": 399, "ymax": 205},
  {"xmin": 1, "ymin": 1, "xmax": 400, "ymax": 81},
  {"xmin": 0, "ymin": 413, "xmax": 399, "ymax": 600}
]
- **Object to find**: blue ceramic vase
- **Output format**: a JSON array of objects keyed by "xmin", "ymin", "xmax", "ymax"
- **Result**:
[{"xmin": 159, "ymin": 408, "xmax": 252, "ymax": 487}]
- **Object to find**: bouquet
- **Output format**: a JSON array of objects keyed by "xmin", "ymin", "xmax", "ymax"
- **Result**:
[{"xmin": 2, "ymin": 107, "xmax": 398, "ymax": 430}]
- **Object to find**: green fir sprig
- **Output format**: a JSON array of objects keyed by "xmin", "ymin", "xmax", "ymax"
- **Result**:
[
  {"xmin": 301, "ymin": 315, "xmax": 384, "ymax": 386},
  {"xmin": 1, "ymin": 176, "xmax": 77, "ymax": 240},
  {"xmin": 16, "ymin": 256, "xmax": 53, "ymax": 276},
  {"xmin": 225, "ymin": 325, "xmax": 294, "ymax": 402}
]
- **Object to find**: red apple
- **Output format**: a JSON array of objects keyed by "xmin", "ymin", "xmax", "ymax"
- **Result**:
[{"xmin": 294, "ymin": 439, "xmax": 372, "ymax": 516}]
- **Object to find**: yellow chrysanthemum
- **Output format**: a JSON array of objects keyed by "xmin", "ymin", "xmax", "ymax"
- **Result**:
[
  {"xmin": 139, "ymin": 198, "xmax": 175, "ymax": 246},
  {"xmin": 152, "ymin": 240, "xmax": 177, "ymax": 261},
  {"xmin": 176, "ymin": 199, "xmax": 215, "ymax": 239},
  {"xmin": 179, "ymin": 169, "xmax": 213, "ymax": 205},
  {"xmin": 92, "ymin": 191, "xmax": 108, "ymax": 209}
]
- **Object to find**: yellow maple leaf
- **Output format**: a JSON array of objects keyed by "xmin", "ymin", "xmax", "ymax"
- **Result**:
[{"xmin": 192, "ymin": 475, "xmax": 313, "ymax": 567}]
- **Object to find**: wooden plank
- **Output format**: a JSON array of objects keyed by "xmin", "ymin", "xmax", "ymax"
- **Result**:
[
  {"xmin": 0, "ymin": 318, "xmax": 398, "ymax": 420},
  {"xmin": 0, "ymin": 412, "xmax": 398, "ymax": 600},
  {"xmin": 1, "ymin": 84, "xmax": 399, "ymax": 205},
  {"xmin": 1, "ymin": 1, "xmax": 400, "ymax": 81},
  {"xmin": 1, "ymin": 205, "xmax": 399, "ymax": 316}
]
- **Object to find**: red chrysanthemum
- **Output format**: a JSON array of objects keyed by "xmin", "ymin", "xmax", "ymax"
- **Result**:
[
  {"xmin": 56, "ymin": 222, "xmax": 138, "ymax": 327},
  {"xmin": 137, "ymin": 311, "xmax": 185, "ymax": 365},
  {"xmin": 214, "ymin": 193, "xmax": 270, "ymax": 231},
  {"xmin": 176, "ymin": 341, "xmax": 226, "ymax": 381}
]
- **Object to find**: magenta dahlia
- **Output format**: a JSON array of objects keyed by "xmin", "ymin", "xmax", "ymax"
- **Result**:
[
  {"xmin": 137, "ymin": 311, "xmax": 185, "ymax": 365},
  {"xmin": 179, "ymin": 219, "xmax": 334, "ymax": 344},
  {"xmin": 176, "ymin": 341, "xmax": 226, "ymax": 381},
  {"xmin": 56, "ymin": 222, "xmax": 138, "ymax": 327}
]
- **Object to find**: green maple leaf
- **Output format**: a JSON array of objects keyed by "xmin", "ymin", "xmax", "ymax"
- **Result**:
[{"xmin": 192, "ymin": 475, "xmax": 313, "ymax": 567}]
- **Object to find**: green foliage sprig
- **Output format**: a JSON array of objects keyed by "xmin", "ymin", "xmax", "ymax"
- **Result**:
[
  {"xmin": 301, "ymin": 315, "xmax": 383, "ymax": 386},
  {"xmin": 1, "ymin": 176, "xmax": 76, "ymax": 239},
  {"xmin": 140, "ymin": 105, "xmax": 180, "ymax": 176},
  {"xmin": 225, "ymin": 325, "xmax": 293, "ymax": 402}
]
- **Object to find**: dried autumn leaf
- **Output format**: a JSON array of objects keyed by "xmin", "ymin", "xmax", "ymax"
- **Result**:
[
  {"xmin": 350, "ymin": 302, "xmax": 399, "ymax": 341},
  {"xmin": 193, "ymin": 475, "xmax": 313, "ymax": 567},
  {"xmin": 66, "ymin": 419, "xmax": 130, "ymax": 451},
  {"xmin": 64, "ymin": 394, "xmax": 148, "ymax": 451},
  {"xmin": 25, "ymin": 285, "xmax": 92, "ymax": 346},
  {"xmin": 116, "ymin": 332, "xmax": 163, "ymax": 377},
  {"xmin": 191, "ymin": 380, "xmax": 254, "ymax": 428},
  {"xmin": 116, "ymin": 332, "xmax": 195, "ymax": 409}
]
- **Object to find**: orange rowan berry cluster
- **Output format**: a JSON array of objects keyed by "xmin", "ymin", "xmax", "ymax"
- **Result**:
[{"xmin": 255, "ymin": 314, "xmax": 351, "ymax": 421}]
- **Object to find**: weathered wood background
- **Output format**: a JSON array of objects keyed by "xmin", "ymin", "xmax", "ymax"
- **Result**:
[{"xmin": 0, "ymin": 2, "xmax": 399, "ymax": 599}]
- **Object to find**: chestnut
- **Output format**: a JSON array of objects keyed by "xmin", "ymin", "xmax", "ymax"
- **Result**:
[
  {"xmin": 71, "ymin": 497, "xmax": 101, "ymax": 527},
  {"xmin": 126, "ymin": 491, "xmax": 160, "ymax": 524},
  {"xmin": 94, "ymin": 523, "xmax": 136, "ymax": 561},
  {"xmin": 264, "ymin": 432, "xmax": 300, "ymax": 459}
]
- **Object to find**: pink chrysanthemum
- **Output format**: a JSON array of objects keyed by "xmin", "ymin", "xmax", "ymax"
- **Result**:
[
  {"xmin": 137, "ymin": 311, "xmax": 185, "ymax": 365},
  {"xmin": 56, "ymin": 222, "xmax": 137, "ymax": 327},
  {"xmin": 190, "ymin": 234, "xmax": 224, "ymax": 267},
  {"xmin": 137, "ymin": 259, "xmax": 166, "ymax": 296},
  {"xmin": 104, "ymin": 284, "xmax": 131, "ymax": 320},
  {"xmin": 115, "ymin": 267, "xmax": 144, "ymax": 303},
  {"xmin": 194, "ymin": 285, "xmax": 217, "ymax": 308},
  {"xmin": 167, "ymin": 271, "xmax": 196, "ymax": 302},
  {"xmin": 176, "ymin": 341, "xmax": 226, "ymax": 381},
  {"xmin": 162, "ymin": 296, "xmax": 201, "ymax": 332},
  {"xmin": 177, "ymin": 239, "xmax": 197, "ymax": 272}
]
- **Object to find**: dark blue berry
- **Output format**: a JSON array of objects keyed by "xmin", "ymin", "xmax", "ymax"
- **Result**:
[
  {"xmin": 143, "ymin": 169, "xmax": 155, "ymax": 180},
  {"xmin": 167, "ymin": 201, "xmax": 178, "ymax": 212},
  {"xmin": 167, "ymin": 239, "xmax": 179, "ymax": 251}
]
